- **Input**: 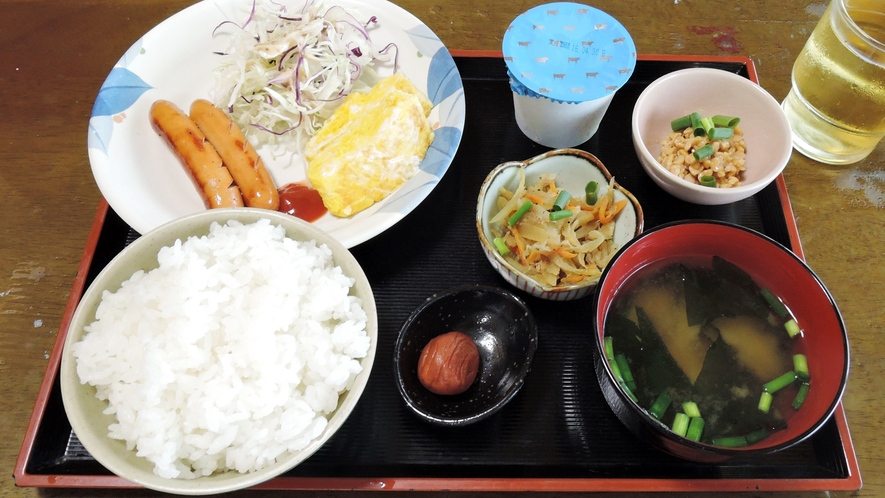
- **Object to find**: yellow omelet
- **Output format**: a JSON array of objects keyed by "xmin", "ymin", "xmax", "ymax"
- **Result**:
[{"xmin": 305, "ymin": 73, "xmax": 435, "ymax": 217}]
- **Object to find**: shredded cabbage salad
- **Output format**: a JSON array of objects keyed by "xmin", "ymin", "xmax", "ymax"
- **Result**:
[{"xmin": 211, "ymin": 0, "xmax": 396, "ymax": 153}]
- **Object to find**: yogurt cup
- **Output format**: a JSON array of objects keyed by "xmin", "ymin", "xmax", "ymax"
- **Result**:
[{"xmin": 503, "ymin": 3, "xmax": 637, "ymax": 148}]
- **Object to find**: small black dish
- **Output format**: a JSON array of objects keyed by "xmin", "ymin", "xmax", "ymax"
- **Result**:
[{"xmin": 394, "ymin": 285, "xmax": 538, "ymax": 426}]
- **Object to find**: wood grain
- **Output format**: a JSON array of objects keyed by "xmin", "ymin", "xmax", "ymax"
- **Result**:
[{"xmin": 2, "ymin": 1, "xmax": 882, "ymax": 497}]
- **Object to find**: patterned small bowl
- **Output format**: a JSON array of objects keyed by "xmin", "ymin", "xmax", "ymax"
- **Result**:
[{"xmin": 476, "ymin": 148, "xmax": 643, "ymax": 301}]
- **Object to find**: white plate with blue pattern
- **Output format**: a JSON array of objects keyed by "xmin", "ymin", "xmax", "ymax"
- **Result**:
[{"xmin": 87, "ymin": 0, "xmax": 465, "ymax": 248}]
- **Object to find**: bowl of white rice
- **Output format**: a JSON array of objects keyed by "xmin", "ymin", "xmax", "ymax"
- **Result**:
[{"xmin": 60, "ymin": 208, "xmax": 376, "ymax": 495}]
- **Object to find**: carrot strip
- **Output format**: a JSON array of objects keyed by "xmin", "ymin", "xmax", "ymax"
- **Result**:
[
  {"xmin": 596, "ymin": 195, "xmax": 609, "ymax": 211},
  {"xmin": 524, "ymin": 194, "xmax": 545, "ymax": 204},
  {"xmin": 555, "ymin": 247, "xmax": 577, "ymax": 259},
  {"xmin": 596, "ymin": 196, "xmax": 611, "ymax": 222},
  {"xmin": 511, "ymin": 226, "xmax": 528, "ymax": 266},
  {"xmin": 600, "ymin": 199, "xmax": 628, "ymax": 224}
]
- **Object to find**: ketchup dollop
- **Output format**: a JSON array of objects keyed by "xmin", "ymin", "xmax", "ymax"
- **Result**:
[{"xmin": 277, "ymin": 183, "xmax": 327, "ymax": 222}]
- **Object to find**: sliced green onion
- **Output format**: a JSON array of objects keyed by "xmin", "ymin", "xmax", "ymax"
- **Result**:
[
  {"xmin": 585, "ymin": 181, "xmax": 599, "ymax": 205},
  {"xmin": 792, "ymin": 382, "xmax": 810, "ymax": 410},
  {"xmin": 700, "ymin": 116, "xmax": 715, "ymax": 137},
  {"xmin": 615, "ymin": 353, "xmax": 636, "ymax": 391},
  {"xmin": 682, "ymin": 401, "xmax": 702, "ymax": 418},
  {"xmin": 758, "ymin": 391, "xmax": 773, "ymax": 413},
  {"xmin": 699, "ymin": 175, "xmax": 717, "ymax": 188},
  {"xmin": 672, "ymin": 412, "xmax": 690, "ymax": 437},
  {"xmin": 648, "ymin": 392, "xmax": 672, "ymax": 421},
  {"xmin": 549, "ymin": 209, "xmax": 573, "ymax": 221},
  {"xmin": 690, "ymin": 112, "xmax": 705, "ymax": 136},
  {"xmin": 608, "ymin": 358, "xmax": 625, "ymax": 384},
  {"xmin": 686, "ymin": 417, "xmax": 705, "ymax": 442},
  {"xmin": 693, "ymin": 144, "xmax": 714, "ymax": 161},
  {"xmin": 492, "ymin": 237, "xmax": 510, "ymax": 256},
  {"xmin": 760, "ymin": 288, "xmax": 790, "ymax": 318},
  {"xmin": 708, "ymin": 127, "xmax": 734, "ymax": 140},
  {"xmin": 745, "ymin": 428, "xmax": 770, "ymax": 444},
  {"xmin": 508, "ymin": 200, "xmax": 533, "ymax": 227},
  {"xmin": 604, "ymin": 336, "xmax": 615, "ymax": 361},
  {"xmin": 712, "ymin": 115, "xmax": 740, "ymax": 128},
  {"xmin": 785, "ymin": 319, "xmax": 802, "ymax": 338},
  {"xmin": 622, "ymin": 383, "xmax": 639, "ymax": 403},
  {"xmin": 793, "ymin": 354, "xmax": 810, "ymax": 382},
  {"xmin": 712, "ymin": 436, "xmax": 748, "ymax": 448},
  {"xmin": 671, "ymin": 114, "xmax": 693, "ymax": 131},
  {"xmin": 552, "ymin": 190, "xmax": 571, "ymax": 211},
  {"xmin": 764, "ymin": 371, "xmax": 797, "ymax": 393}
]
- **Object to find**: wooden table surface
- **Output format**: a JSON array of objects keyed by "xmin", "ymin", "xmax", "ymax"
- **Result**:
[{"xmin": 2, "ymin": 0, "xmax": 883, "ymax": 496}]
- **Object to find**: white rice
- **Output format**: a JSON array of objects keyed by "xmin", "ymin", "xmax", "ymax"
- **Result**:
[{"xmin": 71, "ymin": 219, "xmax": 370, "ymax": 479}]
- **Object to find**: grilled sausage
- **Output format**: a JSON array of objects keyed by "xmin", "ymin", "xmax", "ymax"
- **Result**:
[
  {"xmin": 190, "ymin": 99, "xmax": 279, "ymax": 210},
  {"xmin": 149, "ymin": 100, "xmax": 244, "ymax": 208}
]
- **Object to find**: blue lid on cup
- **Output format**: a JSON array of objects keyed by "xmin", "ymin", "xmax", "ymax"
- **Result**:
[{"xmin": 503, "ymin": 3, "xmax": 637, "ymax": 103}]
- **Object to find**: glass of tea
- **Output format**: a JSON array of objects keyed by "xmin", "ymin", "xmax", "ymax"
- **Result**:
[{"xmin": 781, "ymin": 0, "xmax": 885, "ymax": 165}]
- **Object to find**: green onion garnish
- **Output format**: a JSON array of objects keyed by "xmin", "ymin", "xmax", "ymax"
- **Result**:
[
  {"xmin": 622, "ymin": 383, "xmax": 639, "ymax": 403},
  {"xmin": 671, "ymin": 114, "xmax": 693, "ymax": 131},
  {"xmin": 604, "ymin": 336, "xmax": 615, "ymax": 361},
  {"xmin": 552, "ymin": 190, "xmax": 571, "ymax": 211},
  {"xmin": 693, "ymin": 144, "xmax": 714, "ymax": 161},
  {"xmin": 793, "ymin": 354, "xmax": 810, "ymax": 382},
  {"xmin": 615, "ymin": 353, "xmax": 636, "ymax": 391},
  {"xmin": 758, "ymin": 391, "xmax": 773, "ymax": 413},
  {"xmin": 745, "ymin": 428, "xmax": 770, "ymax": 444},
  {"xmin": 585, "ymin": 181, "xmax": 599, "ymax": 205},
  {"xmin": 708, "ymin": 127, "xmax": 734, "ymax": 140},
  {"xmin": 508, "ymin": 200, "xmax": 533, "ymax": 227},
  {"xmin": 763, "ymin": 370, "xmax": 797, "ymax": 393},
  {"xmin": 712, "ymin": 115, "xmax": 741, "ymax": 128},
  {"xmin": 700, "ymin": 116, "xmax": 715, "ymax": 137},
  {"xmin": 792, "ymin": 382, "xmax": 810, "ymax": 410},
  {"xmin": 686, "ymin": 417, "xmax": 705, "ymax": 442},
  {"xmin": 760, "ymin": 288, "xmax": 790, "ymax": 318},
  {"xmin": 712, "ymin": 436, "xmax": 749, "ymax": 448},
  {"xmin": 492, "ymin": 237, "xmax": 510, "ymax": 256},
  {"xmin": 608, "ymin": 358, "xmax": 625, "ymax": 384},
  {"xmin": 699, "ymin": 175, "xmax": 717, "ymax": 188},
  {"xmin": 690, "ymin": 112, "xmax": 705, "ymax": 136},
  {"xmin": 648, "ymin": 392, "xmax": 672, "ymax": 421},
  {"xmin": 672, "ymin": 412, "xmax": 690, "ymax": 437},
  {"xmin": 682, "ymin": 401, "xmax": 702, "ymax": 418},
  {"xmin": 549, "ymin": 209, "xmax": 573, "ymax": 221},
  {"xmin": 785, "ymin": 319, "xmax": 802, "ymax": 338}
]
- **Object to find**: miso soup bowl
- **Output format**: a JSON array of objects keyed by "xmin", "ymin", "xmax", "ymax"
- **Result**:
[{"xmin": 592, "ymin": 220, "xmax": 849, "ymax": 463}]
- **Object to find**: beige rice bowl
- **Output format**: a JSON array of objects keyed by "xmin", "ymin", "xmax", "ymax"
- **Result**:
[{"xmin": 67, "ymin": 216, "xmax": 372, "ymax": 481}]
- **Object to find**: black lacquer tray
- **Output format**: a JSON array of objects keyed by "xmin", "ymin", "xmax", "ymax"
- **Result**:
[{"xmin": 15, "ymin": 54, "xmax": 861, "ymax": 492}]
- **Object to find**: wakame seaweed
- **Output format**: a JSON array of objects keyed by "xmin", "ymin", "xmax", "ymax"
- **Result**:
[
  {"xmin": 683, "ymin": 256, "xmax": 772, "ymax": 326},
  {"xmin": 635, "ymin": 307, "xmax": 692, "ymax": 398}
]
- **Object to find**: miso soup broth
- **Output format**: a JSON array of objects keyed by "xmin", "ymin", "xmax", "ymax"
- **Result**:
[{"xmin": 603, "ymin": 255, "xmax": 810, "ymax": 447}]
